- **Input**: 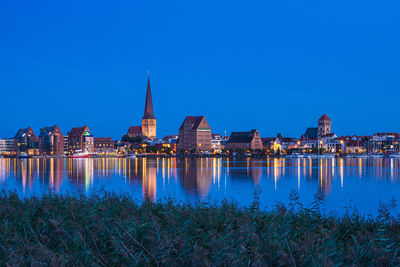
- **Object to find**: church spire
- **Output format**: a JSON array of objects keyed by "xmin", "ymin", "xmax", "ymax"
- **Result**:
[{"xmin": 143, "ymin": 76, "xmax": 155, "ymax": 119}]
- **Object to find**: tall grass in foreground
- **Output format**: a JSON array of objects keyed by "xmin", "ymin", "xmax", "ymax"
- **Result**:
[{"xmin": 0, "ymin": 191, "xmax": 399, "ymax": 266}]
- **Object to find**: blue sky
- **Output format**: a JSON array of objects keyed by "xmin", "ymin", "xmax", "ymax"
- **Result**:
[{"xmin": 0, "ymin": 0, "xmax": 399, "ymax": 139}]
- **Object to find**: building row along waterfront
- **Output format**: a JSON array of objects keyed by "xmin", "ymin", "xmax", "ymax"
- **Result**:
[
  {"xmin": 3, "ymin": 111, "xmax": 400, "ymax": 156},
  {"xmin": 2, "ymin": 125, "xmax": 114, "ymax": 156},
  {"xmin": 175, "ymin": 114, "xmax": 400, "ymax": 155}
]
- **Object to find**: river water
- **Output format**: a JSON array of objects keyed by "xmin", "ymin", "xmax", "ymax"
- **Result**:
[{"xmin": 1, "ymin": 157, "xmax": 400, "ymax": 215}]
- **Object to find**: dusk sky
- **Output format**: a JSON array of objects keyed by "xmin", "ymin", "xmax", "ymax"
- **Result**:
[{"xmin": 1, "ymin": 0, "xmax": 399, "ymax": 139}]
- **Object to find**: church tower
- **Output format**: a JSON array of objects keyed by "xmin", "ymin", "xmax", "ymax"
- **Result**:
[
  {"xmin": 318, "ymin": 114, "xmax": 331, "ymax": 137},
  {"xmin": 142, "ymin": 77, "xmax": 156, "ymax": 139}
]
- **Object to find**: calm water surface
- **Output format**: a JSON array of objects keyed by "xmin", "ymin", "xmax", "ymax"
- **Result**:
[{"xmin": 1, "ymin": 157, "xmax": 400, "ymax": 214}]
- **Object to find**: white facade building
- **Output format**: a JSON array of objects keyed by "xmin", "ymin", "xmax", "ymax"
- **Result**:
[
  {"xmin": 211, "ymin": 134, "xmax": 222, "ymax": 153},
  {"xmin": 0, "ymin": 138, "xmax": 14, "ymax": 155}
]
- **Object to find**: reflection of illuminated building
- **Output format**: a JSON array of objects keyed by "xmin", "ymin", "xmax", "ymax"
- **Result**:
[
  {"xmin": 272, "ymin": 158, "xmax": 282, "ymax": 190},
  {"xmin": 0, "ymin": 159, "xmax": 7, "ymax": 182},
  {"xmin": 178, "ymin": 158, "xmax": 212, "ymax": 197},
  {"xmin": 317, "ymin": 159, "xmax": 332, "ymax": 197},
  {"xmin": 161, "ymin": 158, "xmax": 177, "ymax": 185},
  {"xmin": 250, "ymin": 160, "xmax": 262, "ymax": 185},
  {"xmin": 93, "ymin": 158, "xmax": 115, "ymax": 178},
  {"xmin": 142, "ymin": 159, "xmax": 157, "ymax": 201},
  {"xmin": 53, "ymin": 159, "xmax": 65, "ymax": 191},
  {"xmin": 227, "ymin": 159, "xmax": 264, "ymax": 187},
  {"xmin": 20, "ymin": 159, "xmax": 39, "ymax": 191},
  {"xmin": 277, "ymin": 158, "xmax": 333, "ymax": 197},
  {"xmin": 36, "ymin": 158, "xmax": 65, "ymax": 191},
  {"xmin": 66, "ymin": 159, "xmax": 94, "ymax": 192}
]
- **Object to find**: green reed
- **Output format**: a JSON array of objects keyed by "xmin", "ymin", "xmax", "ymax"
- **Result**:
[{"xmin": 0, "ymin": 190, "xmax": 399, "ymax": 266}]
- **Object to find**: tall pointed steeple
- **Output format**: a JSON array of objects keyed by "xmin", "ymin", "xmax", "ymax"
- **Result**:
[
  {"xmin": 141, "ymin": 75, "xmax": 157, "ymax": 139},
  {"xmin": 143, "ymin": 76, "xmax": 155, "ymax": 119}
]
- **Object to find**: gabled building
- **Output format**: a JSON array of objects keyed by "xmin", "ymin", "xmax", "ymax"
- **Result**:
[
  {"xmin": 14, "ymin": 127, "xmax": 39, "ymax": 155},
  {"xmin": 300, "ymin": 127, "xmax": 318, "ymax": 148},
  {"xmin": 371, "ymin": 133, "xmax": 400, "ymax": 152},
  {"xmin": 262, "ymin": 137, "xmax": 281, "ymax": 152},
  {"xmin": 94, "ymin": 137, "xmax": 114, "ymax": 154},
  {"xmin": 67, "ymin": 126, "xmax": 94, "ymax": 154},
  {"xmin": 278, "ymin": 137, "xmax": 299, "ymax": 150},
  {"xmin": 226, "ymin": 129, "xmax": 263, "ymax": 151},
  {"xmin": 337, "ymin": 135, "xmax": 368, "ymax": 154},
  {"xmin": 220, "ymin": 135, "xmax": 230, "ymax": 150},
  {"xmin": 300, "ymin": 114, "xmax": 333, "ymax": 149},
  {"xmin": 38, "ymin": 125, "xmax": 64, "ymax": 155},
  {"xmin": 345, "ymin": 140, "xmax": 364, "ymax": 154},
  {"xmin": 127, "ymin": 126, "xmax": 143, "ymax": 138},
  {"xmin": 178, "ymin": 116, "xmax": 212, "ymax": 152},
  {"xmin": 211, "ymin": 134, "xmax": 223, "ymax": 153},
  {"xmin": 322, "ymin": 134, "xmax": 342, "ymax": 153}
]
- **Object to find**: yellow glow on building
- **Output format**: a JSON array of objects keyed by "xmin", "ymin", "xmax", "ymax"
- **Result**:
[{"xmin": 273, "ymin": 142, "xmax": 281, "ymax": 152}]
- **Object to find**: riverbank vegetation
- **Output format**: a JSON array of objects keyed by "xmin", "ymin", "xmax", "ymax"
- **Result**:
[{"xmin": 0, "ymin": 192, "xmax": 399, "ymax": 266}]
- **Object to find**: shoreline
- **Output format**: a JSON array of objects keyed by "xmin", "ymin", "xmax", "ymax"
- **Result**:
[{"xmin": 0, "ymin": 154, "xmax": 398, "ymax": 159}]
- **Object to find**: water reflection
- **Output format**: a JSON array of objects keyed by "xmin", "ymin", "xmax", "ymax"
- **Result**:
[
  {"xmin": 1, "ymin": 158, "xmax": 400, "ymax": 213},
  {"xmin": 178, "ymin": 158, "xmax": 213, "ymax": 196}
]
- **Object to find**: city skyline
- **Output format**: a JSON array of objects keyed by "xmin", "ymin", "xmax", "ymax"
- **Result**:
[
  {"xmin": 1, "ymin": 74, "xmax": 400, "ymax": 140},
  {"xmin": 1, "ymin": 73, "xmax": 399, "ymax": 141},
  {"xmin": 1, "ymin": 0, "xmax": 400, "ymax": 139}
]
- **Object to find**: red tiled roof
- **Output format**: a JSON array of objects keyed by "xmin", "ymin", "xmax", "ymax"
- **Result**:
[
  {"xmin": 346, "ymin": 140, "xmax": 363, "ymax": 147},
  {"xmin": 179, "ymin": 116, "xmax": 205, "ymax": 130},
  {"xmin": 128, "ymin": 126, "xmax": 142, "ymax": 134},
  {"xmin": 14, "ymin": 127, "xmax": 37, "ymax": 139},
  {"xmin": 321, "ymin": 133, "xmax": 335, "ymax": 138},
  {"xmin": 94, "ymin": 137, "xmax": 112, "ymax": 142},
  {"xmin": 318, "ymin": 114, "xmax": 331, "ymax": 121},
  {"xmin": 337, "ymin": 136, "xmax": 352, "ymax": 141},
  {"xmin": 280, "ymin": 137, "xmax": 298, "ymax": 142},
  {"xmin": 358, "ymin": 135, "xmax": 372, "ymax": 139},
  {"xmin": 162, "ymin": 135, "xmax": 178, "ymax": 140},
  {"xmin": 69, "ymin": 126, "xmax": 89, "ymax": 138},
  {"xmin": 187, "ymin": 116, "xmax": 204, "ymax": 129},
  {"xmin": 374, "ymin": 132, "xmax": 400, "ymax": 138},
  {"xmin": 228, "ymin": 130, "xmax": 258, "ymax": 144},
  {"xmin": 262, "ymin": 137, "xmax": 276, "ymax": 142}
]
